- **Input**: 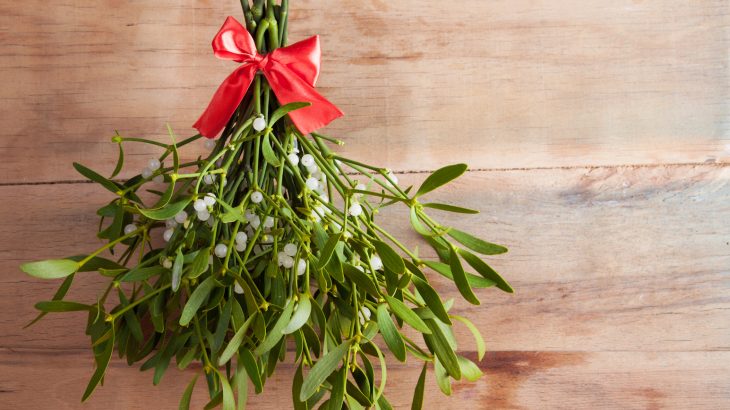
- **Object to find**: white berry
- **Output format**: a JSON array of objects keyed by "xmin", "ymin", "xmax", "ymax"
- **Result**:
[
  {"xmin": 163, "ymin": 228, "xmax": 174, "ymax": 242},
  {"xmin": 235, "ymin": 232, "xmax": 248, "ymax": 244},
  {"xmin": 203, "ymin": 174, "xmax": 216, "ymax": 185},
  {"xmin": 250, "ymin": 215, "xmax": 261, "ymax": 228},
  {"xmin": 348, "ymin": 203, "xmax": 363, "ymax": 217},
  {"xmin": 287, "ymin": 153, "xmax": 299, "ymax": 166},
  {"xmin": 263, "ymin": 216, "xmax": 274, "ymax": 229},
  {"xmin": 204, "ymin": 139, "xmax": 216, "ymax": 150},
  {"xmin": 174, "ymin": 211, "xmax": 188, "ymax": 224},
  {"xmin": 123, "ymin": 224, "xmax": 137, "ymax": 235},
  {"xmin": 165, "ymin": 218, "xmax": 177, "ymax": 228},
  {"xmin": 306, "ymin": 164, "xmax": 319, "ymax": 175},
  {"xmin": 203, "ymin": 193, "xmax": 217, "ymax": 207},
  {"xmin": 282, "ymin": 255, "xmax": 294, "ymax": 269},
  {"xmin": 197, "ymin": 211, "xmax": 210, "ymax": 221},
  {"xmin": 371, "ymin": 255, "xmax": 383, "ymax": 271},
  {"xmin": 301, "ymin": 154, "xmax": 315, "ymax": 167},
  {"xmin": 283, "ymin": 243, "xmax": 297, "ymax": 257},
  {"xmin": 153, "ymin": 174, "xmax": 164, "ymax": 184},
  {"xmin": 214, "ymin": 243, "xmax": 228, "ymax": 258},
  {"xmin": 296, "ymin": 259, "xmax": 307, "ymax": 276},
  {"xmin": 306, "ymin": 177, "xmax": 319, "ymax": 190},
  {"xmin": 233, "ymin": 282, "xmax": 245, "ymax": 294},
  {"xmin": 253, "ymin": 116, "xmax": 266, "ymax": 132},
  {"xmin": 235, "ymin": 241, "xmax": 246, "ymax": 252},
  {"xmin": 141, "ymin": 167, "xmax": 153, "ymax": 179},
  {"xmin": 148, "ymin": 158, "xmax": 161, "ymax": 171},
  {"xmin": 162, "ymin": 259, "xmax": 173, "ymax": 269},
  {"xmin": 193, "ymin": 199, "xmax": 207, "ymax": 212},
  {"xmin": 250, "ymin": 191, "xmax": 263, "ymax": 204}
]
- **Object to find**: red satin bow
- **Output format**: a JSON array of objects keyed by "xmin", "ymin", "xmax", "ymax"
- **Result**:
[{"xmin": 194, "ymin": 17, "xmax": 343, "ymax": 139}]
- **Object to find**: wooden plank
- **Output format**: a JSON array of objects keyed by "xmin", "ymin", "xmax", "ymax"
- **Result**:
[
  {"xmin": 2, "ymin": 165, "xmax": 728, "ymax": 351},
  {"xmin": 1, "ymin": 0, "xmax": 728, "ymax": 183},
  {"xmin": 0, "ymin": 348, "xmax": 727, "ymax": 409}
]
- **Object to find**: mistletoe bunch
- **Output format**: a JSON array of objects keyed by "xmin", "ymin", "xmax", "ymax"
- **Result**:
[{"xmin": 21, "ymin": 1, "xmax": 511, "ymax": 409}]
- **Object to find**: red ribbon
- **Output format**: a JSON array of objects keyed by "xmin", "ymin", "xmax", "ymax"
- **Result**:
[{"xmin": 194, "ymin": 17, "xmax": 343, "ymax": 138}]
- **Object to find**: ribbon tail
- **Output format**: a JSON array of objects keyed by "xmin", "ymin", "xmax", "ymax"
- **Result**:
[
  {"xmin": 264, "ymin": 67, "xmax": 343, "ymax": 135},
  {"xmin": 194, "ymin": 65, "xmax": 257, "ymax": 138}
]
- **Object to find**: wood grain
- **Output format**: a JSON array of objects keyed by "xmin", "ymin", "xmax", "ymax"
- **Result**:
[
  {"xmin": 1, "ymin": 0, "xmax": 728, "ymax": 183},
  {"xmin": 1, "ymin": 348, "xmax": 728, "ymax": 409},
  {"xmin": 2, "ymin": 1, "xmax": 729, "ymax": 408},
  {"xmin": 3, "ymin": 166, "xmax": 728, "ymax": 354}
]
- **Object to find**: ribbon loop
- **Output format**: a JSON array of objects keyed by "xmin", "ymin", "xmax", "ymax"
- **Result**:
[{"xmin": 194, "ymin": 17, "xmax": 343, "ymax": 139}]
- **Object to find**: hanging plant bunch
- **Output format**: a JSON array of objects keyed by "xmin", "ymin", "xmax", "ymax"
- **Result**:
[{"xmin": 21, "ymin": 1, "xmax": 512, "ymax": 409}]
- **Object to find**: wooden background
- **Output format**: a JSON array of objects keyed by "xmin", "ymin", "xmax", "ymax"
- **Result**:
[{"xmin": 1, "ymin": 0, "xmax": 728, "ymax": 408}]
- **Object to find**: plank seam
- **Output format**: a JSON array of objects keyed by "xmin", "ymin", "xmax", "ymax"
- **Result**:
[{"xmin": 1, "ymin": 161, "xmax": 727, "ymax": 187}]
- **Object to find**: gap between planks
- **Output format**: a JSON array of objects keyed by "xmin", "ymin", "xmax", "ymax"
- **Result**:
[{"xmin": 1, "ymin": 160, "xmax": 727, "ymax": 187}]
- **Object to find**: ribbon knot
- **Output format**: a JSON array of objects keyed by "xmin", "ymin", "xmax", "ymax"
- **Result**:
[{"xmin": 194, "ymin": 17, "xmax": 343, "ymax": 139}]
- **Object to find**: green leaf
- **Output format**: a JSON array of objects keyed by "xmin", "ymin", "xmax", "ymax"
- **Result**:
[
  {"xmin": 219, "ymin": 371, "xmax": 236, "ymax": 410},
  {"xmin": 409, "ymin": 207, "xmax": 432, "ymax": 236},
  {"xmin": 458, "ymin": 248, "xmax": 513, "ymax": 293},
  {"xmin": 384, "ymin": 295, "xmax": 431, "ymax": 334},
  {"xmin": 328, "ymin": 367, "xmax": 347, "ymax": 410},
  {"xmin": 152, "ymin": 178, "xmax": 176, "ymax": 209},
  {"xmin": 372, "ymin": 240, "xmax": 405, "ymax": 274},
  {"xmin": 457, "ymin": 356, "xmax": 483, "ymax": 382},
  {"xmin": 300, "ymin": 339, "xmax": 352, "ymax": 401},
  {"xmin": 179, "ymin": 276, "xmax": 217, "ymax": 326},
  {"xmin": 167, "ymin": 124, "xmax": 180, "ymax": 173},
  {"xmin": 342, "ymin": 263, "xmax": 380, "ymax": 298},
  {"xmin": 448, "ymin": 247, "xmax": 480, "ymax": 305},
  {"xmin": 217, "ymin": 199, "xmax": 247, "ymax": 224},
  {"xmin": 421, "ymin": 203, "xmax": 478, "ymax": 214},
  {"xmin": 434, "ymin": 357, "xmax": 451, "ymax": 396},
  {"xmin": 189, "ymin": 249, "xmax": 210, "ymax": 279},
  {"xmin": 218, "ymin": 314, "xmax": 256, "ymax": 366},
  {"xmin": 82, "ymin": 327, "xmax": 115, "ymax": 401},
  {"xmin": 110, "ymin": 142, "xmax": 124, "ymax": 179},
  {"xmin": 448, "ymin": 228, "xmax": 507, "ymax": 255},
  {"xmin": 172, "ymin": 248, "xmax": 184, "ymax": 292},
  {"xmin": 74, "ymin": 162, "xmax": 121, "ymax": 195},
  {"xmin": 212, "ymin": 298, "xmax": 234, "ymax": 354},
  {"xmin": 34, "ymin": 300, "xmax": 92, "ymax": 312},
  {"xmin": 415, "ymin": 164, "xmax": 467, "ymax": 197},
  {"xmin": 424, "ymin": 320, "xmax": 460, "ymax": 380},
  {"xmin": 68, "ymin": 255, "xmax": 124, "ymax": 272},
  {"xmin": 21, "ymin": 259, "xmax": 79, "ymax": 280},
  {"xmin": 117, "ymin": 289, "xmax": 143, "ymax": 343},
  {"xmin": 253, "ymin": 300, "xmax": 295, "ymax": 355},
  {"xmin": 376, "ymin": 304, "xmax": 406, "ymax": 362},
  {"xmin": 179, "ymin": 374, "xmax": 198, "ymax": 410},
  {"xmin": 235, "ymin": 359, "xmax": 248, "ymax": 410},
  {"xmin": 317, "ymin": 232, "xmax": 341, "ymax": 270},
  {"xmin": 262, "ymin": 133, "xmax": 282, "ymax": 167},
  {"xmin": 239, "ymin": 349, "xmax": 263, "ymax": 394},
  {"xmin": 411, "ymin": 363, "xmax": 427, "ymax": 410},
  {"xmin": 411, "ymin": 276, "xmax": 451, "ymax": 325},
  {"xmin": 283, "ymin": 296, "xmax": 312, "ymax": 334},
  {"xmin": 451, "ymin": 315, "xmax": 486, "ymax": 361},
  {"xmin": 269, "ymin": 102, "xmax": 311, "ymax": 126},
  {"xmin": 138, "ymin": 198, "xmax": 191, "ymax": 221},
  {"xmin": 423, "ymin": 261, "xmax": 495, "ymax": 288},
  {"xmin": 120, "ymin": 266, "xmax": 167, "ymax": 282},
  {"xmin": 293, "ymin": 363, "xmax": 308, "ymax": 410}
]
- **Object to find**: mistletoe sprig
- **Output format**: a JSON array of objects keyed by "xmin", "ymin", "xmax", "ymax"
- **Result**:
[{"xmin": 21, "ymin": 1, "xmax": 512, "ymax": 409}]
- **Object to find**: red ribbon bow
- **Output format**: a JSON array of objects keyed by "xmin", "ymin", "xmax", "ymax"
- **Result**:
[{"xmin": 194, "ymin": 17, "xmax": 343, "ymax": 138}]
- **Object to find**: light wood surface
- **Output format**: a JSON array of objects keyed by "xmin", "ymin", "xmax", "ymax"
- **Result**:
[
  {"xmin": 1, "ymin": 0, "xmax": 728, "ymax": 183},
  {"xmin": 0, "ymin": 0, "xmax": 728, "ymax": 409}
]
